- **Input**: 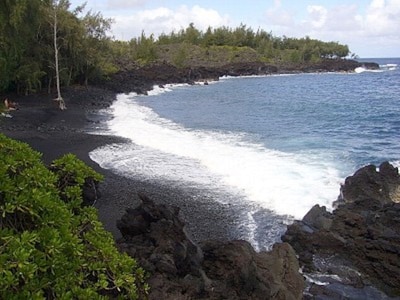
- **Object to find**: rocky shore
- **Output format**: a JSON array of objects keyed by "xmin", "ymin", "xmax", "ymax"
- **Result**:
[
  {"xmin": 117, "ymin": 193, "xmax": 305, "ymax": 299},
  {"xmin": 283, "ymin": 162, "xmax": 400, "ymax": 299},
  {"xmin": 2, "ymin": 59, "xmax": 396, "ymax": 299},
  {"xmin": 116, "ymin": 162, "xmax": 400, "ymax": 299},
  {"xmin": 102, "ymin": 59, "xmax": 379, "ymax": 94}
]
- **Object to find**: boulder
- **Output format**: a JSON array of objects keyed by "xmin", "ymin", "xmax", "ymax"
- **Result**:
[
  {"xmin": 201, "ymin": 240, "xmax": 304, "ymax": 300},
  {"xmin": 302, "ymin": 204, "xmax": 333, "ymax": 230},
  {"xmin": 283, "ymin": 162, "xmax": 400, "ymax": 297},
  {"xmin": 117, "ymin": 193, "xmax": 305, "ymax": 299},
  {"xmin": 339, "ymin": 162, "xmax": 400, "ymax": 206}
]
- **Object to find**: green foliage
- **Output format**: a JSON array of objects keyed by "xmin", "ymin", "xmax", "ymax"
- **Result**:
[
  {"xmin": 0, "ymin": 0, "xmax": 353, "ymax": 94},
  {"xmin": 172, "ymin": 43, "xmax": 189, "ymax": 68},
  {"xmin": 130, "ymin": 31, "xmax": 158, "ymax": 65},
  {"xmin": 151, "ymin": 24, "xmax": 352, "ymax": 69},
  {"xmin": 0, "ymin": 0, "xmax": 44, "ymax": 93},
  {"xmin": 0, "ymin": 0, "xmax": 115, "ymax": 94},
  {"xmin": 0, "ymin": 134, "xmax": 148, "ymax": 299},
  {"xmin": 14, "ymin": 60, "xmax": 46, "ymax": 95},
  {"xmin": 146, "ymin": 23, "xmax": 350, "ymax": 65}
]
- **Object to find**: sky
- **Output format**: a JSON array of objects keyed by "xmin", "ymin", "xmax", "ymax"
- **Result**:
[{"xmin": 69, "ymin": 0, "xmax": 400, "ymax": 58}]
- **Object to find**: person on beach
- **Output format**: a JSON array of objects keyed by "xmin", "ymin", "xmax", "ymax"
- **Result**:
[{"xmin": 4, "ymin": 98, "xmax": 18, "ymax": 111}]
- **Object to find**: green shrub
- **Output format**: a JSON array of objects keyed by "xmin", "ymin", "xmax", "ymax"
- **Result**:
[{"xmin": 0, "ymin": 134, "xmax": 148, "ymax": 299}]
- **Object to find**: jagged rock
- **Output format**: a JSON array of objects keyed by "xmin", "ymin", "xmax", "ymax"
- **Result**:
[
  {"xmin": 103, "ymin": 60, "xmax": 374, "ymax": 95},
  {"xmin": 117, "ymin": 193, "xmax": 305, "ymax": 299},
  {"xmin": 302, "ymin": 204, "xmax": 333, "ymax": 230},
  {"xmin": 339, "ymin": 162, "xmax": 400, "ymax": 206},
  {"xmin": 277, "ymin": 59, "xmax": 379, "ymax": 74},
  {"xmin": 117, "ymin": 192, "xmax": 203, "ymax": 275},
  {"xmin": 283, "ymin": 162, "xmax": 400, "ymax": 298},
  {"xmin": 222, "ymin": 61, "xmax": 278, "ymax": 76},
  {"xmin": 201, "ymin": 240, "xmax": 305, "ymax": 300}
]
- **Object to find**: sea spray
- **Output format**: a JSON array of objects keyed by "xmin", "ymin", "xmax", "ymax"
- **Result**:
[{"xmin": 93, "ymin": 92, "xmax": 342, "ymax": 219}]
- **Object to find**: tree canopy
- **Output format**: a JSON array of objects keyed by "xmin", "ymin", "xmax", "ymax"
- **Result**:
[
  {"xmin": 0, "ymin": 2, "xmax": 352, "ymax": 95},
  {"xmin": 0, "ymin": 0, "xmax": 113, "ymax": 95},
  {"xmin": 154, "ymin": 24, "xmax": 350, "ymax": 64}
]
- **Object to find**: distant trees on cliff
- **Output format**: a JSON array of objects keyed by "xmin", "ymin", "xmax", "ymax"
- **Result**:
[
  {"xmin": 0, "ymin": 2, "xmax": 351, "ymax": 95},
  {"xmin": 116, "ymin": 23, "xmax": 350, "ymax": 69},
  {"xmin": 153, "ymin": 23, "xmax": 350, "ymax": 63}
]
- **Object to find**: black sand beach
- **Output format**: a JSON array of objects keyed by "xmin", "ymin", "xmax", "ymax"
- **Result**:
[
  {"xmin": 2, "ymin": 62, "xmax": 399, "ymax": 298},
  {"xmin": 0, "ymin": 86, "xmax": 240, "ymax": 243}
]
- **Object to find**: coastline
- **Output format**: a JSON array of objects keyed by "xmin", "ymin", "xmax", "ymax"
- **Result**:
[
  {"xmin": 2, "ymin": 60, "xmax": 399, "ymax": 298},
  {"xmin": 0, "ymin": 85, "xmax": 241, "ymax": 243},
  {"xmin": 0, "ymin": 59, "xmax": 381, "ymax": 242}
]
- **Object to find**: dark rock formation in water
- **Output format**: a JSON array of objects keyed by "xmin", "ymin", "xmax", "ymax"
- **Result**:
[
  {"xmin": 283, "ymin": 162, "xmax": 400, "ymax": 298},
  {"xmin": 103, "ymin": 61, "xmax": 277, "ymax": 94},
  {"xmin": 115, "ymin": 162, "xmax": 400, "ymax": 299},
  {"xmin": 103, "ymin": 59, "xmax": 377, "ymax": 95},
  {"xmin": 282, "ymin": 59, "xmax": 379, "ymax": 73},
  {"xmin": 117, "ymin": 193, "xmax": 305, "ymax": 300}
]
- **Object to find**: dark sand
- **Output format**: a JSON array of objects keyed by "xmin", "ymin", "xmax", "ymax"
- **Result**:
[{"xmin": 1, "ymin": 86, "xmax": 240, "ymax": 243}]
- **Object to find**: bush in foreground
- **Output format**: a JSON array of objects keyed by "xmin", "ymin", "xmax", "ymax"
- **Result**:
[{"xmin": 0, "ymin": 134, "xmax": 147, "ymax": 299}]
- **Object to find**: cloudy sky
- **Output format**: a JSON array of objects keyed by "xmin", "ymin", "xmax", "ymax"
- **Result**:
[{"xmin": 70, "ymin": 0, "xmax": 400, "ymax": 58}]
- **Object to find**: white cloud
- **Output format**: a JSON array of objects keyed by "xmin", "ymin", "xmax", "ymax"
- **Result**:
[
  {"xmin": 364, "ymin": 0, "xmax": 400, "ymax": 36},
  {"xmin": 262, "ymin": 0, "xmax": 400, "ymax": 57},
  {"xmin": 301, "ymin": 4, "xmax": 364, "ymax": 40},
  {"xmin": 265, "ymin": 0, "xmax": 294, "ymax": 27},
  {"xmin": 324, "ymin": 5, "xmax": 362, "ymax": 32},
  {"xmin": 106, "ymin": 0, "xmax": 148, "ymax": 10},
  {"xmin": 110, "ymin": 5, "xmax": 230, "ymax": 39},
  {"xmin": 307, "ymin": 5, "xmax": 328, "ymax": 28},
  {"xmin": 98, "ymin": 0, "xmax": 400, "ymax": 57}
]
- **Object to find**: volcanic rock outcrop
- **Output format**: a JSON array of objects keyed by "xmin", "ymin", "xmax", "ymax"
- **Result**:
[
  {"xmin": 283, "ymin": 162, "xmax": 400, "ymax": 298},
  {"xmin": 117, "ymin": 193, "xmax": 305, "ymax": 300}
]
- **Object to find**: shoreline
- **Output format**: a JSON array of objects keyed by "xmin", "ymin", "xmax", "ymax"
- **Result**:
[
  {"xmin": 0, "ymin": 58, "xmax": 384, "ymax": 243},
  {"xmin": 0, "ymin": 85, "xmax": 242, "ymax": 243},
  {"xmin": 2, "ymin": 62, "xmax": 399, "ymax": 298}
]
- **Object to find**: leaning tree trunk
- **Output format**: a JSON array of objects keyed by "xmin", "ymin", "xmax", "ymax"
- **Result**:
[{"xmin": 53, "ymin": 4, "xmax": 66, "ymax": 110}]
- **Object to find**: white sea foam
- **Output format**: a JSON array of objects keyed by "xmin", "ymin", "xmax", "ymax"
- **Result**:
[
  {"xmin": 90, "ymin": 92, "xmax": 342, "ymax": 220},
  {"xmin": 220, "ymin": 73, "xmax": 297, "ymax": 80},
  {"xmin": 380, "ymin": 63, "xmax": 398, "ymax": 71},
  {"xmin": 354, "ymin": 67, "xmax": 366, "ymax": 73},
  {"xmin": 391, "ymin": 160, "xmax": 400, "ymax": 169},
  {"xmin": 355, "ymin": 66, "xmax": 385, "ymax": 73},
  {"xmin": 355, "ymin": 63, "xmax": 397, "ymax": 74},
  {"xmin": 146, "ymin": 83, "xmax": 191, "ymax": 96}
]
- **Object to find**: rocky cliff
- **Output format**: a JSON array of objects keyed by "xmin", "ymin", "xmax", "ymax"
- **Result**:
[
  {"xmin": 115, "ymin": 162, "xmax": 400, "ymax": 299},
  {"xmin": 103, "ymin": 59, "xmax": 379, "ymax": 94},
  {"xmin": 283, "ymin": 162, "xmax": 400, "ymax": 298},
  {"xmin": 117, "ymin": 193, "xmax": 305, "ymax": 300}
]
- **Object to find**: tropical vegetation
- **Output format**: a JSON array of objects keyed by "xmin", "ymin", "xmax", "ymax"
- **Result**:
[
  {"xmin": 0, "ymin": 134, "xmax": 148, "ymax": 299},
  {"xmin": 1, "ymin": 1, "xmax": 352, "ymax": 95}
]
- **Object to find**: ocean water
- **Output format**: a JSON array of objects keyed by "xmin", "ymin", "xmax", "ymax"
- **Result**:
[{"xmin": 90, "ymin": 58, "xmax": 399, "ymax": 251}]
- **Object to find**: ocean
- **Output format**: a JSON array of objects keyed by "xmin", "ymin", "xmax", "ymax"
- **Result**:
[{"xmin": 90, "ymin": 58, "xmax": 399, "ymax": 251}]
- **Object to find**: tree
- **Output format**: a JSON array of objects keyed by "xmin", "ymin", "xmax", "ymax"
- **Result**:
[
  {"xmin": 79, "ymin": 10, "xmax": 114, "ymax": 85},
  {"xmin": 0, "ymin": 0, "xmax": 115, "ymax": 95},
  {"xmin": 131, "ymin": 31, "xmax": 158, "ymax": 64},
  {"xmin": 0, "ymin": 0, "xmax": 44, "ymax": 94},
  {"xmin": 51, "ymin": 0, "xmax": 66, "ymax": 110},
  {"xmin": 184, "ymin": 23, "xmax": 201, "ymax": 45}
]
